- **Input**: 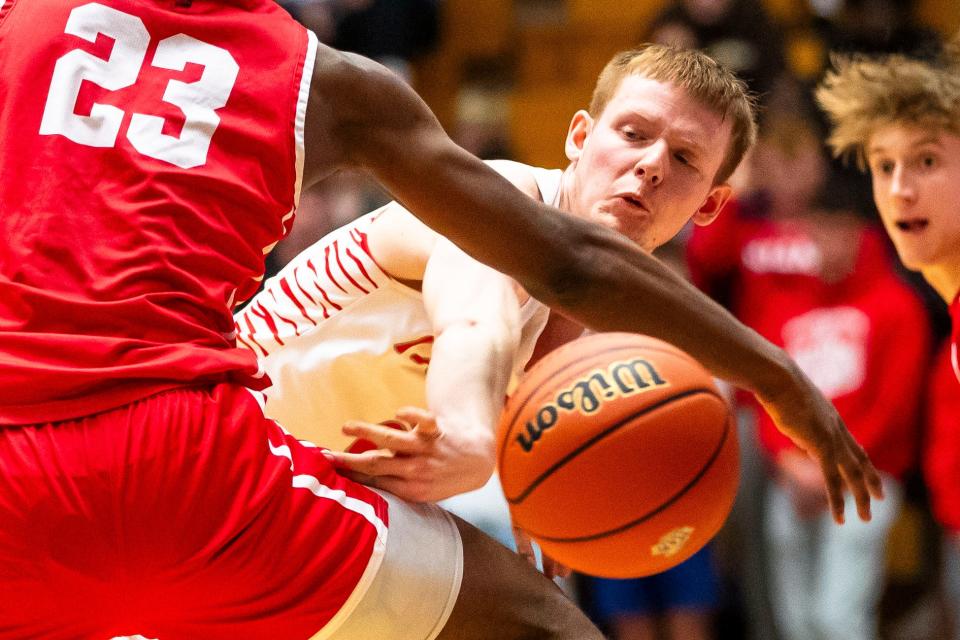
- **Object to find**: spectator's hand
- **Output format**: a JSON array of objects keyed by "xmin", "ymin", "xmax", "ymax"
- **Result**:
[
  {"xmin": 512, "ymin": 526, "xmax": 571, "ymax": 580},
  {"xmin": 324, "ymin": 406, "xmax": 494, "ymax": 503},
  {"xmin": 777, "ymin": 450, "xmax": 829, "ymax": 520},
  {"xmin": 757, "ymin": 363, "xmax": 883, "ymax": 524}
]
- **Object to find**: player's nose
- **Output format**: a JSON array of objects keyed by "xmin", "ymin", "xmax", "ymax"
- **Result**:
[
  {"xmin": 889, "ymin": 164, "xmax": 916, "ymax": 202},
  {"xmin": 633, "ymin": 140, "xmax": 666, "ymax": 186}
]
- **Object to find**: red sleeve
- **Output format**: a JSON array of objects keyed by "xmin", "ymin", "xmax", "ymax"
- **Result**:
[{"xmin": 925, "ymin": 342, "xmax": 960, "ymax": 533}]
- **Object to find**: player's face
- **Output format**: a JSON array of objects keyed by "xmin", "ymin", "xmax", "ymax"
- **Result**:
[
  {"xmin": 564, "ymin": 75, "xmax": 733, "ymax": 252},
  {"xmin": 867, "ymin": 125, "xmax": 960, "ymax": 280}
]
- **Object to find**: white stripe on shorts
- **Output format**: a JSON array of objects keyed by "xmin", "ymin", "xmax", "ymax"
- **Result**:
[{"xmin": 291, "ymin": 474, "xmax": 388, "ymax": 541}]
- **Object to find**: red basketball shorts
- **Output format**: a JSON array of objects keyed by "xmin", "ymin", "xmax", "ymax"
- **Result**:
[{"xmin": 0, "ymin": 384, "xmax": 388, "ymax": 640}]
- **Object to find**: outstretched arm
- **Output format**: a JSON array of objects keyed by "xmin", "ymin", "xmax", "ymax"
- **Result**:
[
  {"xmin": 326, "ymin": 237, "xmax": 523, "ymax": 502},
  {"xmin": 303, "ymin": 44, "xmax": 883, "ymax": 523}
]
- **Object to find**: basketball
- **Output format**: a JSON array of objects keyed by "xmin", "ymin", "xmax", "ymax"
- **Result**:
[{"xmin": 496, "ymin": 332, "xmax": 739, "ymax": 578}]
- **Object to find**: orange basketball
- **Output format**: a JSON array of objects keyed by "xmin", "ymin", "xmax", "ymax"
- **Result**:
[{"xmin": 496, "ymin": 332, "xmax": 739, "ymax": 578}]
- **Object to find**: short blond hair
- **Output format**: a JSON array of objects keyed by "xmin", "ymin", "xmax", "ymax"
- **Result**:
[
  {"xmin": 816, "ymin": 43, "xmax": 960, "ymax": 167},
  {"xmin": 589, "ymin": 44, "xmax": 758, "ymax": 184}
]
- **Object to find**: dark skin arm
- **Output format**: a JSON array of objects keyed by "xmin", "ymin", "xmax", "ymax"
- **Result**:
[{"xmin": 302, "ymin": 45, "xmax": 882, "ymax": 524}]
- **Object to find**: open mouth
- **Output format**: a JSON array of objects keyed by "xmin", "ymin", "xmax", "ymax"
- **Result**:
[
  {"xmin": 620, "ymin": 195, "xmax": 645, "ymax": 209},
  {"xmin": 895, "ymin": 219, "xmax": 929, "ymax": 232}
]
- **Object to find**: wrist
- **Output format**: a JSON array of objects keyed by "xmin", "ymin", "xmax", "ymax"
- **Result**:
[
  {"xmin": 751, "ymin": 347, "xmax": 803, "ymax": 403},
  {"xmin": 437, "ymin": 416, "xmax": 495, "ymax": 450}
]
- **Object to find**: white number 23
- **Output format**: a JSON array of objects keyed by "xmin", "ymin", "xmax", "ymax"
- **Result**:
[{"xmin": 39, "ymin": 3, "xmax": 238, "ymax": 169}]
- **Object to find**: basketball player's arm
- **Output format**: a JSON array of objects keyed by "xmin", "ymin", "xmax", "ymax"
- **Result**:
[
  {"xmin": 302, "ymin": 45, "xmax": 883, "ymax": 524},
  {"xmin": 326, "ymin": 239, "xmax": 523, "ymax": 502},
  {"xmin": 421, "ymin": 239, "xmax": 523, "ymax": 493}
]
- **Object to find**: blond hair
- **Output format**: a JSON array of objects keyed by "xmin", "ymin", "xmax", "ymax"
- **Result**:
[
  {"xmin": 816, "ymin": 41, "xmax": 960, "ymax": 167},
  {"xmin": 589, "ymin": 44, "xmax": 758, "ymax": 184}
]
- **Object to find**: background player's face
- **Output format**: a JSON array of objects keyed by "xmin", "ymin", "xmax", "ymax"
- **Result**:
[
  {"xmin": 867, "ymin": 125, "xmax": 960, "ymax": 277},
  {"xmin": 564, "ymin": 75, "xmax": 732, "ymax": 252}
]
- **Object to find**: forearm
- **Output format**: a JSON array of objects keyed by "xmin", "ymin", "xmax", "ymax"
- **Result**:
[
  {"xmin": 426, "ymin": 318, "xmax": 515, "ymax": 448},
  {"xmin": 547, "ymin": 229, "xmax": 796, "ymax": 399}
]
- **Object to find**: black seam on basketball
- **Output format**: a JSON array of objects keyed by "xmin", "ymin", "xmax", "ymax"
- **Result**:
[
  {"xmin": 527, "ymin": 406, "xmax": 731, "ymax": 542},
  {"xmin": 506, "ymin": 387, "xmax": 723, "ymax": 504},
  {"xmin": 497, "ymin": 344, "xmax": 698, "ymax": 472}
]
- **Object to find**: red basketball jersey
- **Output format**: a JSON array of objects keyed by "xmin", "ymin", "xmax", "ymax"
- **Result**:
[{"xmin": 0, "ymin": 0, "xmax": 316, "ymax": 423}]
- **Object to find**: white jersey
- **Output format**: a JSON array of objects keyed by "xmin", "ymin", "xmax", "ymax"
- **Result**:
[{"xmin": 235, "ymin": 166, "xmax": 562, "ymax": 451}]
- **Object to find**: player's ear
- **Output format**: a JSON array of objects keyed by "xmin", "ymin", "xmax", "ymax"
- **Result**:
[
  {"xmin": 691, "ymin": 184, "xmax": 732, "ymax": 226},
  {"xmin": 565, "ymin": 110, "xmax": 593, "ymax": 163}
]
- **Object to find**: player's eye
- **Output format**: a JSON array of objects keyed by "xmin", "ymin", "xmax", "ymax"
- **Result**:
[
  {"xmin": 674, "ymin": 152, "xmax": 690, "ymax": 166},
  {"xmin": 874, "ymin": 160, "xmax": 894, "ymax": 175},
  {"xmin": 920, "ymin": 154, "xmax": 937, "ymax": 169}
]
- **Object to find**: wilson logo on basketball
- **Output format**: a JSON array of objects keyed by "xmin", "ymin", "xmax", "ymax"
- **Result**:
[
  {"xmin": 515, "ymin": 357, "xmax": 668, "ymax": 453},
  {"xmin": 651, "ymin": 526, "xmax": 694, "ymax": 558}
]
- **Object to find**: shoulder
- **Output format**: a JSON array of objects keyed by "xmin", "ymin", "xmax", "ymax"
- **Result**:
[
  {"xmin": 484, "ymin": 160, "xmax": 544, "ymax": 201},
  {"xmin": 366, "ymin": 160, "xmax": 546, "ymax": 282},
  {"xmin": 365, "ymin": 202, "xmax": 439, "ymax": 282}
]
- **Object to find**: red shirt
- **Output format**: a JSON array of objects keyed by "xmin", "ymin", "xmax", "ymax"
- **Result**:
[
  {"xmin": 688, "ymin": 205, "xmax": 931, "ymax": 478},
  {"xmin": 924, "ymin": 341, "xmax": 960, "ymax": 532},
  {"xmin": 0, "ymin": 0, "xmax": 315, "ymax": 423}
]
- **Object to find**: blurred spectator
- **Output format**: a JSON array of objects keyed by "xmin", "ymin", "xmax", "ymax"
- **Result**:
[
  {"xmin": 334, "ymin": 0, "xmax": 440, "ymax": 81},
  {"xmin": 686, "ymin": 112, "xmax": 828, "ymax": 309},
  {"xmin": 584, "ymin": 545, "xmax": 720, "ymax": 640},
  {"xmin": 683, "ymin": 113, "xmax": 833, "ymax": 640},
  {"xmin": 265, "ymin": 172, "xmax": 368, "ymax": 278},
  {"xmin": 279, "ymin": 0, "xmax": 440, "ymax": 81},
  {"xmin": 453, "ymin": 85, "xmax": 515, "ymax": 160},
  {"xmin": 690, "ymin": 150, "xmax": 932, "ymax": 639},
  {"xmin": 265, "ymin": 0, "xmax": 441, "ymax": 278},
  {"xmin": 645, "ymin": 0, "xmax": 787, "ymax": 96},
  {"xmin": 816, "ymin": 0, "xmax": 943, "ymax": 59},
  {"xmin": 759, "ymin": 175, "xmax": 930, "ymax": 640},
  {"xmin": 278, "ymin": 0, "xmax": 372, "ymax": 44}
]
